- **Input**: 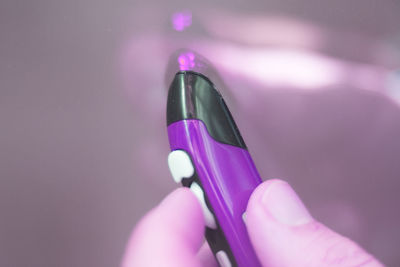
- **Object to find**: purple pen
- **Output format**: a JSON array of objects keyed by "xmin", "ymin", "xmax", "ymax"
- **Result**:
[{"xmin": 166, "ymin": 51, "xmax": 262, "ymax": 267}]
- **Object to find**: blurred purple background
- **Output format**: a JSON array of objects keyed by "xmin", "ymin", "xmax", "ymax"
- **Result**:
[{"xmin": 1, "ymin": 0, "xmax": 400, "ymax": 266}]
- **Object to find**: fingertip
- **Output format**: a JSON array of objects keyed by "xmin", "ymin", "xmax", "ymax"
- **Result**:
[
  {"xmin": 122, "ymin": 188, "xmax": 206, "ymax": 267},
  {"xmin": 160, "ymin": 187, "xmax": 205, "ymax": 226},
  {"xmin": 244, "ymin": 179, "xmax": 383, "ymax": 267},
  {"xmin": 159, "ymin": 187, "xmax": 201, "ymax": 212},
  {"xmin": 154, "ymin": 187, "xmax": 206, "ymax": 248},
  {"xmin": 161, "ymin": 187, "xmax": 196, "ymax": 204},
  {"xmin": 246, "ymin": 179, "xmax": 287, "ymax": 212},
  {"xmin": 245, "ymin": 179, "xmax": 283, "ymax": 233}
]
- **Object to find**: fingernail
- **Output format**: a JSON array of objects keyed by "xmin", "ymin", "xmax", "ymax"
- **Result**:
[{"xmin": 262, "ymin": 181, "xmax": 312, "ymax": 225}]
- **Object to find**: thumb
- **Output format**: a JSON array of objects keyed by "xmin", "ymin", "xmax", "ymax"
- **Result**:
[{"xmin": 246, "ymin": 179, "xmax": 383, "ymax": 267}]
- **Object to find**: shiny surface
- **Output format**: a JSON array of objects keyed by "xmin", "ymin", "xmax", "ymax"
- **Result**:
[
  {"xmin": 167, "ymin": 150, "xmax": 195, "ymax": 183},
  {"xmin": 189, "ymin": 182, "xmax": 217, "ymax": 229},
  {"xmin": 167, "ymin": 71, "xmax": 246, "ymax": 148},
  {"xmin": 216, "ymin": 250, "xmax": 232, "ymax": 267},
  {"xmin": 168, "ymin": 119, "xmax": 262, "ymax": 266}
]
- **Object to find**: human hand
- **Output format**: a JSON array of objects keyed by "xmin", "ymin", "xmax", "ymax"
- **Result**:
[{"xmin": 122, "ymin": 179, "xmax": 383, "ymax": 267}]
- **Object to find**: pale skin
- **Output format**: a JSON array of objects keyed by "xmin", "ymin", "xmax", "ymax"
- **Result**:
[{"xmin": 122, "ymin": 179, "xmax": 383, "ymax": 267}]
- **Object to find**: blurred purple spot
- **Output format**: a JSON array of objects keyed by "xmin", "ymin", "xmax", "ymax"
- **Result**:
[
  {"xmin": 172, "ymin": 11, "xmax": 192, "ymax": 31},
  {"xmin": 178, "ymin": 52, "xmax": 196, "ymax": 71}
]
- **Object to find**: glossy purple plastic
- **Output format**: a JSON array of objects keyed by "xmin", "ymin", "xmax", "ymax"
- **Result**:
[{"xmin": 168, "ymin": 119, "xmax": 262, "ymax": 267}]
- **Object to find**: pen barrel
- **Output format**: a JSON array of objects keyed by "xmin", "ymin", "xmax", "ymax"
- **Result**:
[{"xmin": 168, "ymin": 119, "xmax": 262, "ymax": 267}]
